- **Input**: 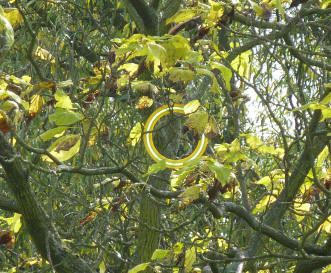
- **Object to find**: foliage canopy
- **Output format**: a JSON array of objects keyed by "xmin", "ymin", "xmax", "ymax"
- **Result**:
[{"xmin": 0, "ymin": 0, "xmax": 330, "ymax": 273}]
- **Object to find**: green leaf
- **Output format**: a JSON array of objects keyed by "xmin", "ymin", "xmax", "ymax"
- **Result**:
[
  {"xmin": 132, "ymin": 81, "xmax": 159, "ymax": 94},
  {"xmin": 148, "ymin": 42, "xmax": 166, "ymax": 63},
  {"xmin": 5, "ymin": 213, "xmax": 22, "ymax": 233},
  {"xmin": 151, "ymin": 249, "xmax": 170, "ymax": 260},
  {"xmin": 168, "ymin": 68, "xmax": 195, "ymax": 82},
  {"xmin": 185, "ymin": 110, "xmax": 209, "ymax": 135},
  {"xmin": 210, "ymin": 62, "xmax": 232, "ymax": 90},
  {"xmin": 196, "ymin": 68, "xmax": 219, "ymax": 93},
  {"xmin": 256, "ymin": 176, "xmax": 271, "ymax": 187},
  {"xmin": 39, "ymin": 127, "xmax": 68, "ymax": 141},
  {"xmin": 42, "ymin": 134, "xmax": 81, "ymax": 162},
  {"xmin": 127, "ymin": 122, "xmax": 142, "ymax": 147},
  {"xmin": 252, "ymin": 194, "xmax": 276, "ymax": 214},
  {"xmin": 231, "ymin": 50, "xmax": 252, "ymax": 79},
  {"xmin": 321, "ymin": 92, "xmax": 331, "ymax": 105},
  {"xmin": 178, "ymin": 184, "xmax": 206, "ymax": 205},
  {"xmin": 184, "ymin": 247, "xmax": 196, "ymax": 273},
  {"xmin": 207, "ymin": 1, "xmax": 224, "ymax": 23},
  {"xmin": 206, "ymin": 161, "xmax": 231, "ymax": 183},
  {"xmin": 99, "ymin": 261, "xmax": 106, "ymax": 273},
  {"xmin": 144, "ymin": 159, "xmax": 167, "ymax": 177},
  {"xmin": 57, "ymin": 79, "xmax": 73, "ymax": 88},
  {"xmin": 184, "ymin": 100, "xmax": 200, "ymax": 114},
  {"xmin": 55, "ymin": 89, "xmax": 73, "ymax": 109},
  {"xmin": 118, "ymin": 63, "xmax": 139, "ymax": 76},
  {"xmin": 244, "ymin": 134, "xmax": 262, "ymax": 148},
  {"xmin": 173, "ymin": 242, "xmax": 184, "ymax": 255},
  {"xmin": 49, "ymin": 108, "xmax": 84, "ymax": 126},
  {"xmin": 128, "ymin": 263, "xmax": 150, "ymax": 273},
  {"xmin": 166, "ymin": 9, "xmax": 197, "ymax": 24}
]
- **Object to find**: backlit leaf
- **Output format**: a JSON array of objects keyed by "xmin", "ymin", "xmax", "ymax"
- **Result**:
[
  {"xmin": 256, "ymin": 176, "xmax": 271, "ymax": 186},
  {"xmin": 210, "ymin": 62, "xmax": 232, "ymax": 90},
  {"xmin": 184, "ymin": 247, "xmax": 196, "ymax": 273},
  {"xmin": 132, "ymin": 81, "xmax": 159, "ymax": 94},
  {"xmin": 55, "ymin": 89, "xmax": 73, "ymax": 109},
  {"xmin": 184, "ymin": 100, "xmax": 200, "ymax": 114},
  {"xmin": 168, "ymin": 68, "xmax": 195, "ymax": 82},
  {"xmin": 128, "ymin": 263, "xmax": 150, "ymax": 273},
  {"xmin": 49, "ymin": 108, "xmax": 84, "ymax": 126},
  {"xmin": 318, "ymin": 216, "xmax": 331, "ymax": 233},
  {"xmin": 127, "ymin": 122, "xmax": 142, "ymax": 147},
  {"xmin": 34, "ymin": 46, "xmax": 55, "ymax": 63},
  {"xmin": 231, "ymin": 50, "xmax": 252, "ymax": 79},
  {"xmin": 185, "ymin": 110, "xmax": 209, "ymax": 135},
  {"xmin": 28, "ymin": 94, "xmax": 44, "ymax": 117},
  {"xmin": 144, "ymin": 159, "xmax": 167, "ymax": 177},
  {"xmin": 118, "ymin": 63, "xmax": 139, "ymax": 76},
  {"xmin": 207, "ymin": 160, "xmax": 231, "ymax": 183},
  {"xmin": 179, "ymin": 184, "xmax": 206, "ymax": 205},
  {"xmin": 39, "ymin": 127, "xmax": 67, "ymax": 141},
  {"xmin": 252, "ymin": 194, "xmax": 276, "ymax": 214},
  {"xmin": 196, "ymin": 68, "xmax": 219, "ymax": 93},
  {"xmin": 166, "ymin": 9, "xmax": 197, "ymax": 24},
  {"xmin": 99, "ymin": 261, "xmax": 106, "ymax": 273},
  {"xmin": 151, "ymin": 249, "xmax": 170, "ymax": 260},
  {"xmin": 3, "ymin": 8, "xmax": 23, "ymax": 27},
  {"xmin": 4, "ymin": 213, "xmax": 22, "ymax": 233},
  {"xmin": 42, "ymin": 134, "xmax": 81, "ymax": 162}
]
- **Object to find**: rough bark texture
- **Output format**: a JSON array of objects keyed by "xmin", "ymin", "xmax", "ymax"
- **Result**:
[{"xmin": 0, "ymin": 133, "xmax": 94, "ymax": 273}]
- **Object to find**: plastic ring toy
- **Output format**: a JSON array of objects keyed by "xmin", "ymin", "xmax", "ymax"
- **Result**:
[{"xmin": 143, "ymin": 104, "xmax": 208, "ymax": 169}]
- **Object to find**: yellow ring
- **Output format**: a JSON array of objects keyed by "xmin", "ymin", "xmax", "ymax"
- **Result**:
[{"xmin": 143, "ymin": 104, "xmax": 208, "ymax": 169}]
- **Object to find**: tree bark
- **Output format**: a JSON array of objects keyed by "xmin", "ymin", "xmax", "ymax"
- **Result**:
[{"xmin": 0, "ymin": 133, "xmax": 94, "ymax": 273}]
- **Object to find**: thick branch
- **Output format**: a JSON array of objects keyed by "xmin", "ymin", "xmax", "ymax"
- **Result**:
[
  {"xmin": 0, "ymin": 132, "xmax": 94, "ymax": 273},
  {"xmin": 0, "ymin": 195, "xmax": 20, "ymax": 213}
]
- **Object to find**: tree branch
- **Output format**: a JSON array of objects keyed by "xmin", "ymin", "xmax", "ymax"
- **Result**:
[
  {"xmin": 0, "ymin": 195, "xmax": 20, "ymax": 213},
  {"xmin": 0, "ymin": 132, "xmax": 94, "ymax": 273},
  {"xmin": 123, "ymin": 0, "xmax": 158, "ymax": 35}
]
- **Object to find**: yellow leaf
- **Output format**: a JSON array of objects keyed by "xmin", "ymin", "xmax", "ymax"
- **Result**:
[
  {"xmin": 42, "ymin": 134, "xmax": 81, "ymax": 162},
  {"xmin": 318, "ymin": 216, "xmax": 331, "ymax": 233},
  {"xmin": 185, "ymin": 110, "xmax": 209, "ymax": 135},
  {"xmin": 168, "ymin": 67, "xmax": 195, "ymax": 82},
  {"xmin": 28, "ymin": 94, "xmax": 44, "ymax": 117},
  {"xmin": 184, "ymin": 247, "xmax": 196, "ymax": 273},
  {"xmin": 3, "ymin": 8, "xmax": 23, "ymax": 27},
  {"xmin": 99, "ymin": 261, "xmax": 106, "ymax": 273},
  {"xmin": 128, "ymin": 263, "xmax": 150, "ymax": 273},
  {"xmin": 184, "ymin": 100, "xmax": 200, "ymax": 114},
  {"xmin": 135, "ymin": 96, "xmax": 153, "ymax": 109},
  {"xmin": 294, "ymin": 201, "xmax": 311, "ymax": 222},
  {"xmin": 118, "ymin": 63, "xmax": 139, "ymax": 76},
  {"xmin": 55, "ymin": 89, "xmax": 73, "ymax": 109},
  {"xmin": 127, "ymin": 122, "xmax": 142, "ymax": 147},
  {"xmin": 231, "ymin": 50, "xmax": 252, "ymax": 79},
  {"xmin": 34, "ymin": 46, "xmax": 55, "ymax": 63},
  {"xmin": 252, "ymin": 194, "xmax": 276, "ymax": 214},
  {"xmin": 166, "ymin": 9, "xmax": 197, "ymax": 24},
  {"xmin": 204, "ymin": 115, "xmax": 220, "ymax": 139},
  {"xmin": 179, "ymin": 184, "xmax": 206, "ymax": 205}
]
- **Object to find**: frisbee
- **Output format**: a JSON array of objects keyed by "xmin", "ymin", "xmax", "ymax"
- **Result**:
[{"xmin": 143, "ymin": 104, "xmax": 208, "ymax": 169}]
